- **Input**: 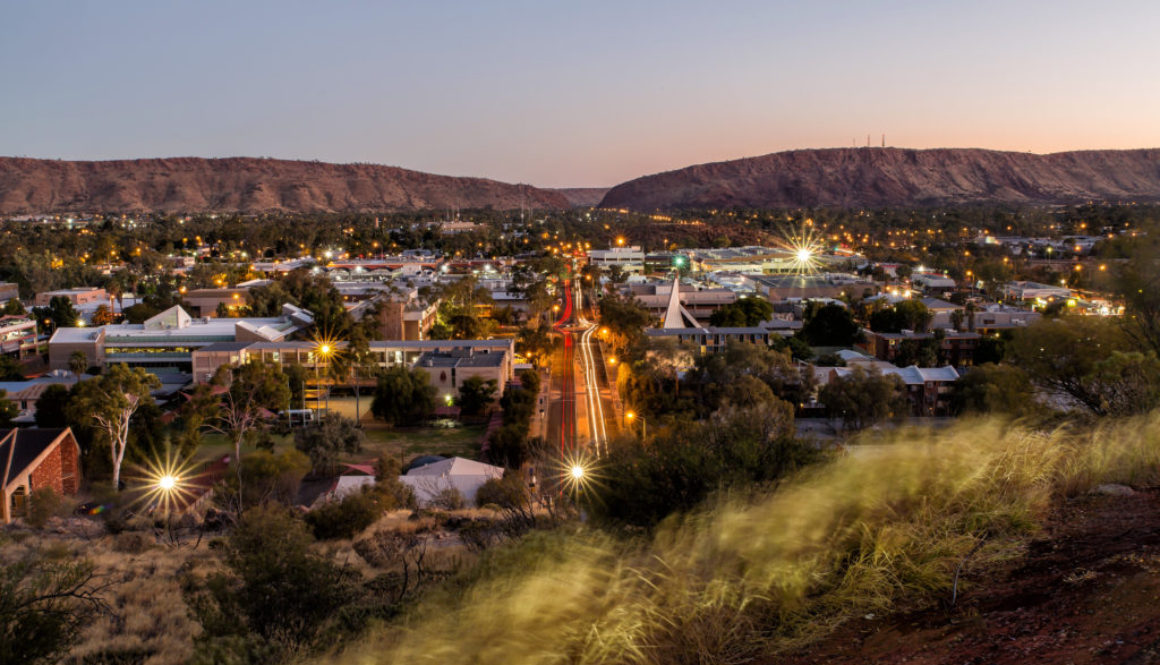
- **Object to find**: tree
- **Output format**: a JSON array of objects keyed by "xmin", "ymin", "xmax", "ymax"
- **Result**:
[
  {"xmin": 120, "ymin": 302, "xmax": 160, "ymax": 324},
  {"xmin": 457, "ymin": 376, "xmax": 498, "ymax": 416},
  {"xmin": 42, "ymin": 296, "xmax": 81, "ymax": 330},
  {"xmin": 68, "ymin": 350, "xmax": 87, "ymax": 376},
  {"xmin": 34, "ymin": 384, "xmax": 72, "ymax": 428},
  {"xmin": 894, "ymin": 336, "xmax": 939, "ymax": 367},
  {"xmin": 951, "ymin": 364, "xmax": 1042, "ymax": 417},
  {"xmin": 869, "ymin": 300, "xmax": 933, "ymax": 333},
  {"xmin": 65, "ymin": 365, "xmax": 160, "ymax": 488},
  {"xmin": 1006, "ymin": 316, "xmax": 1143, "ymax": 416},
  {"xmin": 285, "ymin": 363, "xmax": 309, "ymax": 410},
  {"xmin": 294, "ymin": 413, "xmax": 365, "ymax": 475},
  {"xmin": 598, "ymin": 293, "xmax": 652, "ymax": 358},
  {"xmin": 709, "ymin": 297, "xmax": 774, "ymax": 327},
  {"xmin": 800, "ymin": 303, "xmax": 861, "ymax": 346},
  {"xmin": 185, "ymin": 505, "xmax": 358, "ymax": 658},
  {"xmin": 0, "ymin": 355, "xmax": 24, "ymax": 380},
  {"xmin": 90, "ymin": 304, "xmax": 115, "ymax": 326},
  {"xmin": 0, "ymin": 389, "xmax": 16, "ymax": 427},
  {"xmin": 221, "ymin": 449, "xmax": 311, "ymax": 508},
  {"xmin": 818, "ymin": 366, "xmax": 909, "ymax": 430},
  {"xmin": 2, "ymin": 299, "xmax": 26, "ymax": 316},
  {"xmin": 207, "ymin": 362, "xmax": 292, "ymax": 481},
  {"xmin": 590, "ymin": 406, "xmax": 811, "ymax": 528},
  {"xmin": 1112, "ymin": 231, "xmax": 1160, "ymax": 356},
  {"xmin": 0, "ymin": 553, "xmax": 110, "ymax": 665},
  {"xmin": 371, "ymin": 366, "xmax": 436, "ymax": 426},
  {"xmin": 305, "ymin": 488, "xmax": 383, "ymax": 540},
  {"xmin": 516, "ymin": 325, "xmax": 557, "ymax": 367}
]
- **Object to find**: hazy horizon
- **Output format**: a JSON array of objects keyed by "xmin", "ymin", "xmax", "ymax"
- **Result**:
[{"xmin": 4, "ymin": 1, "xmax": 1159, "ymax": 188}]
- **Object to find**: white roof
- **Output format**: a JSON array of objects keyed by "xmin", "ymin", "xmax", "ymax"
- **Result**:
[
  {"xmin": 143, "ymin": 305, "xmax": 192, "ymax": 330},
  {"xmin": 400, "ymin": 457, "xmax": 505, "ymax": 506},
  {"xmin": 405, "ymin": 457, "xmax": 504, "ymax": 478},
  {"xmin": 314, "ymin": 476, "xmax": 377, "ymax": 507}
]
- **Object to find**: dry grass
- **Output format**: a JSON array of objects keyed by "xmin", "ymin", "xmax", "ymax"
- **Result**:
[
  {"xmin": 0, "ymin": 526, "xmax": 217, "ymax": 665},
  {"xmin": 320, "ymin": 413, "xmax": 1160, "ymax": 665}
]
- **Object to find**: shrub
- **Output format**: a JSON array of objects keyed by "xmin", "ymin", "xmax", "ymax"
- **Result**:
[
  {"xmin": 184, "ymin": 504, "xmax": 360, "ymax": 659},
  {"xmin": 25, "ymin": 487, "xmax": 61, "ymax": 528},
  {"xmin": 474, "ymin": 473, "xmax": 529, "ymax": 511},
  {"xmin": 305, "ymin": 489, "xmax": 382, "ymax": 540},
  {"xmin": 112, "ymin": 532, "xmax": 153, "ymax": 554},
  {"xmin": 431, "ymin": 487, "xmax": 465, "ymax": 511}
]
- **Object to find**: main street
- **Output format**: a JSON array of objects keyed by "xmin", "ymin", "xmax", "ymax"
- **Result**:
[{"xmin": 547, "ymin": 275, "xmax": 617, "ymax": 459}]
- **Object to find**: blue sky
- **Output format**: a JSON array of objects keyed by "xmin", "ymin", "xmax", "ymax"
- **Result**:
[{"xmin": 2, "ymin": 1, "xmax": 1158, "ymax": 186}]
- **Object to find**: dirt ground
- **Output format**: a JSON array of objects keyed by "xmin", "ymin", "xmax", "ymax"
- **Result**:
[{"xmin": 766, "ymin": 488, "xmax": 1160, "ymax": 665}]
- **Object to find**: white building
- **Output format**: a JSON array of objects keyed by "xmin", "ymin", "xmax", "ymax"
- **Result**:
[{"xmin": 399, "ymin": 457, "xmax": 505, "ymax": 506}]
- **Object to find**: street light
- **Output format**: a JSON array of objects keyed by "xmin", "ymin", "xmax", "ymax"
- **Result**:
[
  {"xmin": 314, "ymin": 340, "xmax": 336, "ymax": 417},
  {"xmin": 625, "ymin": 411, "xmax": 646, "ymax": 439}
]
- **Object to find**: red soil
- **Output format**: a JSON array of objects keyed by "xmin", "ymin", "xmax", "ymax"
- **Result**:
[{"xmin": 767, "ymin": 489, "xmax": 1160, "ymax": 665}]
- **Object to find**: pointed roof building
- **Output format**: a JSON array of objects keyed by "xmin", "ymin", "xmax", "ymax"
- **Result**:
[{"xmin": 660, "ymin": 277, "xmax": 703, "ymax": 330}]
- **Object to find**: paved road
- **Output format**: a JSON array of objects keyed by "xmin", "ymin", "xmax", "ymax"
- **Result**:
[{"xmin": 545, "ymin": 276, "xmax": 619, "ymax": 460}]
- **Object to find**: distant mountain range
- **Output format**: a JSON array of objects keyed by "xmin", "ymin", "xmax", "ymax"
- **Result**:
[
  {"xmin": 0, "ymin": 157, "xmax": 569, "ymax": 214},
  {"xmin": 598, "ymin": 147, "xmax": 1160, "ymax": 210},
  {"xmin": 4, "ymin": 148, "xmax": 1160, "ymax": 215}
]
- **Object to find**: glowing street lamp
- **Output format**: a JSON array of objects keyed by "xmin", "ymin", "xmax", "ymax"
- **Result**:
[{"xmin": 625, "ymin": 411, "xmax": 646, "ymax": 439}]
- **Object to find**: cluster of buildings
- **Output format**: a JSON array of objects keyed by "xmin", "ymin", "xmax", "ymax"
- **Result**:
[{"xmin": 602, "ymin": 241, "xmax": 1084, "ymax": 418}]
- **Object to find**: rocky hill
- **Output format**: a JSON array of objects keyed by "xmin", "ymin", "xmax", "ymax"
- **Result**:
[
  {"xmin": 599, "ymin": 147, "xmax": 1160, "ymax": 210},
  {"xmin": 0, "ymin": 157, "xmax": 570, "ymax": 214}
]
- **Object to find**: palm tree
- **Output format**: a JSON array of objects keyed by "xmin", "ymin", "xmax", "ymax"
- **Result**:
[{"xmin": 68, "ymin": 351, "xmax": 87, "ymax": 376}]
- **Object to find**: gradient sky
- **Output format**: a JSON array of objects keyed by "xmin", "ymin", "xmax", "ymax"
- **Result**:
[{"xmin": 3, "ymin": 1, "xmax": 1159, "ymax": 187}]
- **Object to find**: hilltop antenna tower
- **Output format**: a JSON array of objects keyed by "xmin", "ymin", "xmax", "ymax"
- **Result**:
[{"xmin": 881, "ymin": 134, "xmax": 885, "ymax": 148}]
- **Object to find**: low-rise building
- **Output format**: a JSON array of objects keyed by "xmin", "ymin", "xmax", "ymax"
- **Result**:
[
  {"xmin": 1, "ymin": 428, "xmax": 82, "ymax": 524},
  {"xmin": 911, "ymin": 272, "xmax": 957, "ymax": 294},
  {"xmin": 414, "ymin": 348, "xmax": 512, "ymax": 402},
  {"xmin": 191, "ymin": 338, "xmax": 516, "ymax": 391},
  {"xmin": 0, "ymin": 316, "xmax": 38, "ymax": 358},
  {"xmin": 860, "ymin": 329, "xmax": 980, "ymax": 367},
  {"xmin": 631, "ymin": 283, "xmax": 737, "ymax": 323},
  {"xmin": 48, "ymin": 304, "xmax": 314, "ymax": 372},
  {"xmin": 645, "ymin": 326, "xmax": 776, "ymax": 353},
  {"xmin": 34, "ymin": 287, "xmax": 108, "ymax": 307},
  {"xmin": 589, "ymin": 246, "xmax": 645, "ymax": 273},
  {"xmin": 748, "ymin": 273, "xmax": 878, "ymax": 302},
  {"xmin": 816, "ymin": 362, "xmax": 962, "ymax": 417},
  {"xmin": 0, "ymin": 283, "xmax": 20, "ymax": 303},
  {"xmin": 399, "ymin": 456, "xmax": 504, "ymax": 507},
  {"xmin": 1004, "ymin": 281, "xmax": 1071, "ymax": 302},
  {"xmin": 183, "ymin": 288, "xmax": 253, "ymax": 317}
]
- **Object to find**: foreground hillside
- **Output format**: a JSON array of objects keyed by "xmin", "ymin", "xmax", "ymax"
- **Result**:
[
  {"xmin": 318, "ymin": 415, "xmax": 1160, "ymax": 665},
  {"xmin": 599, "ymin": 147, "xmax": 1160, "ymax": 210},
  {"xmin": 767, "ymin": 487, "xmax": 1160, "ymax": 665},
  {"xmin": 0, "ymin": 157, "xmax": 570, "ymax": 213}
]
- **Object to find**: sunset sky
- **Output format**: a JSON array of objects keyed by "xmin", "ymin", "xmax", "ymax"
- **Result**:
[{"xmin": 3, "ymin": 1, "xmax": 1159, "ymax": 187}]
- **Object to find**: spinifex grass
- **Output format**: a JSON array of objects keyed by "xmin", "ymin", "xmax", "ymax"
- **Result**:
[{"xmin": 331, "ymin": 414, "xmax": 1160, "ymax": 665}]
